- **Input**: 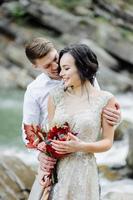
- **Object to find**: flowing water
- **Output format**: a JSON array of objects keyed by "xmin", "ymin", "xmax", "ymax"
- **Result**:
[{"xmin": 0, "ymin": 89, "xmax": 37, "ymax": 166}]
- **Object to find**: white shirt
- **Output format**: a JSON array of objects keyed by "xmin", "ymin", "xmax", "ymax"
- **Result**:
[
  {"xmin": 22, "ymin": 73, "xmax": 60, "ymax": 142},
  {"xmin": 22, "ymin": 73, "xmax": 100, "ymax": 143}
]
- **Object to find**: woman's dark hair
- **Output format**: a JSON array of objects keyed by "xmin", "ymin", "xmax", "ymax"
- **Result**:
[{"xmin": 58, "ymin": 44, "xmax": 99, "ymax": 85}]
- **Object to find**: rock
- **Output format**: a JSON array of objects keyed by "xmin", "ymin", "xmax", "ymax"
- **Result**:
[
  {"xmin": 10, "ymin": 66, "xmax": 34, "ymax": 89},
  {"xmin": 6, "ymin": 44, "xmax": 31, "ymax": 71},
  {"xmin": 101, "ymin": 178, "xmax": 133, "ymax": 200},
  {"xmin": 114, "ymin": 120, "xmax": 129, "ymax": 141},
  {"xmin": 97, "ymin": 66, "xmax": 133, "ymax": 93},
  {"xmin": 115, "ymin": 119, "xmax": 133, "ymax": 170},
  {"xmin": 0, "ymin": 19, "xmax": 17, "ymax": 39},
  {"xmin": 103, "ymin": 191, "xmax": 133, "ymax": 200},
  {"xmin": 104, "ymin": 35, "xmax": 133, "ymax": 65},
  {"xmin": 99, "ymin": 165, "xmax": 121, "ymax": 181},
  {"xmin": 0, "ymin": 65, "xmax": 33, "ymax": 89},
  {"xmin": 74, "ymin": 6, "xmax": 89, "ymax": 16},
  {"xmin": 0, "ymin": 156, "xmax": 35, "ymax": 200},
  {"xmin": 127, "ymin": 122, "xmax": 133, "ymax": 169},
  {"xmin": 6, "ymin": 44, "xmax": 39, "ymax": 78},
  {"xmin": 0, "ymin": 0, "xmax": 133, "ymax": 92},
  {"xmin": 0, "ymin": 65, "xmax": 17, "ymax": 89},
  {"xmin": 80, "ymin": 39, "xmax": 118, "ymax": 68},
  {"xmin": 93, "ymin": 0, "xmax": 133, "ymax": 24},
  {"xmin": 24, "ymin": 1, "xmax": 97, "ymax": 36}
]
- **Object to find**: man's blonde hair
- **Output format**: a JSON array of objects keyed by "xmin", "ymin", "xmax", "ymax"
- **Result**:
[{"xmin": 25, "ymin": 37, "xmax": 54, "ymax": 64}]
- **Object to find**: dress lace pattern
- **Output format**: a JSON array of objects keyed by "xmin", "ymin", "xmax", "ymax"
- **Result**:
[{"xmin": 48, "ymin": 85, "xmax": 113, "ymax": 200}]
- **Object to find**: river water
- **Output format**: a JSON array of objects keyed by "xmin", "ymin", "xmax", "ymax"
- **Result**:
[{"xmin": 0, "ymin": 89, "xmax": 133, "ymax": 196}]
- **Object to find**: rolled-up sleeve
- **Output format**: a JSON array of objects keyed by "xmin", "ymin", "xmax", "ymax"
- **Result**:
[{"xmin": 22, "ymin": 88, "xmax": 40, "ymax": 144}]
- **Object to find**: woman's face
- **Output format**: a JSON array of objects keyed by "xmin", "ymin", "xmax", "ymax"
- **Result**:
[{"xmin": 59, "ymin": 53, "xmax": 81, "ymax": 88}]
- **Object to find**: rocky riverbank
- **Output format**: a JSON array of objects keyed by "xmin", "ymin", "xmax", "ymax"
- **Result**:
[
  {"xmin": 0, "ymin": 155, "xmax": 35, "ymax": 200},
  {"xmin": 0, "ymin": 0, "xmax": 133, "ymax": 93}
]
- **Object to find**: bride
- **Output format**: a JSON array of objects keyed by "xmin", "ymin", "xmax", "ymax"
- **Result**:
[{"xmin": 43, "ymin": 43, "xmax": 117, "ymax": 200}]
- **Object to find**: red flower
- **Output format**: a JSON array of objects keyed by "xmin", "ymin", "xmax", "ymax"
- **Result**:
[
  {"xmin": 24, "ymin": 122, "xmax": 77, "ymax": 159},
  {"xmin": 24, "ymin": 124, "xmax": 46, "ymax": 149},
  {"xmin": 44, "ymin": 122, "xmax": 76, "ymax": 159}
]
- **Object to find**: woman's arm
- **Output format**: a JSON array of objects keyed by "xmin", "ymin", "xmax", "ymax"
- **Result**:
[
  {"xmin": 48, "ymin": 95, "xmax": 56, "ymax": 125},
  {"xmin": 51, "ymin": 97, "xmax": 116, "ymax": 154},
  {"xmin": 82, "ymin": 97, "xmax": 116, "ymax": 153}
]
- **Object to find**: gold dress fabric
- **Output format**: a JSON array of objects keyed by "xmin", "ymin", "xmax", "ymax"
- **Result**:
[{"xmin": 29, "ymin": 84, "xmax": 113, "ymax": 200}]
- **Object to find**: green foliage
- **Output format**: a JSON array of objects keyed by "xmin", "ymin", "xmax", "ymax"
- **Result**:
[
  {"xmin": 7, "ymin": 2, "xmax": 26, "ymax": 19},
  {"xmin": 79, "ymin": 19, "xmax": 89, "ymax": 26},
  {"xmin": 11, "ymin": 5, "xmax": 26, "ymax": 18},
  {"xmin": 121, "ymin": 0, "xmax": 133, "ymax": 4},
  {"xmin": 119, "ymin": 28, "xmax": 133, "ymax": 41},
  {"xmin": 48, "ymin": 0, "xmax": 89, "ymax": 11}
]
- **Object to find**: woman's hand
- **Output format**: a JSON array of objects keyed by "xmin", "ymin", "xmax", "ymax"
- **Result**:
[{"xmin": 51, "ymin": 133, "xmax": 85, "ymax": 154}]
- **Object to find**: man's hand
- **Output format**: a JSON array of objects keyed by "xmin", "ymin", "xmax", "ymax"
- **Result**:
[
  {"xmin": 103, "ymin": 102, "xmax": 121, "ymax": 126},
  {"xmin": 38, "ymin": 152, "xmax": 57, "ymax": 173}
]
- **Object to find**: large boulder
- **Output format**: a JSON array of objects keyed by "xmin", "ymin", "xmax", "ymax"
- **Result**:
[
  {"xmin": 0, "ymin": 156, "xmax": 35, "ymax": 200},
  {"xmin": 0, "ymin": 64, "xmax": 33, "ymax": 89},
  {"xmin": 126, "ymin": 123, "xmax": 133, "ymax": 169},
  {"xmin": 24, "ymin": 1, "xmax": 97, "ymax": 36},
  {"xmin": 103, "ymin": 191, "xmax": 133, "ymax": 200},
  {"xmin": 102, "ymin": 178, "xmax": 133, "ymax": 200},
  {"xmin": 6, "ymin": 44, "xmax": 33, "ymax": 73},
  {"xmin": 97, "ymin": 65, "xmax": 133, "ymax": 93},
  {"xmin": 104, "ymin": 35, "xmax": 133, "ymax": 65},
  {"xmin": 80, "ymin": 39, "xmax": 118, "ymax": 69},
  {"xmin": 114, "ymin": 120, "xmax": 130, "ymax": 141},
  {"xmin": 0, "ymin": 65, "xmax": 18, "ymax": 89}
]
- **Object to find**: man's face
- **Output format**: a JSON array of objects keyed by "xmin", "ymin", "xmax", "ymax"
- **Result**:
[{"xmin": 33, "ymin": 49, "xmax": 60, "ymax": 80}]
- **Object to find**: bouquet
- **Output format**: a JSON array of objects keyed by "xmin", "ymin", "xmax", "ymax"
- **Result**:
[
  {"xmin": 24, "ymin": 122, "xmax": 77, "ymax": 199},
  {"xmin": 24, "ymin": 122, "xmax": 76, "ymax": 158}
]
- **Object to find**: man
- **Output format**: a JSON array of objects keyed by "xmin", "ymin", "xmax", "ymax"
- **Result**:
[{"xmin": 23, "ymin": 37, "xmax": 121, "ymax": 193}]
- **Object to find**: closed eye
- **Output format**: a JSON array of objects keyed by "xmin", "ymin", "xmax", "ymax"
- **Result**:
[
  {"xmin": 44, "ymin": 64, "xmax": 50, "ymax": 69},
  {"xmin": 65, "ymin": 67, "xmax": 70, "ymax": 70},
  {"xmin": 54, "ymin": 56, "xmax": 58, "ymax": 62}
]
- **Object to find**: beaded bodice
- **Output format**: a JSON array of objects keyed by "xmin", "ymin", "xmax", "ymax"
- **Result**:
[{"xmin": 50, "ymin": 85, "xmax": 113, "ymax": 143}]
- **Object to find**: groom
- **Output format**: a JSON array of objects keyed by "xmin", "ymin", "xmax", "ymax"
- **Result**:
[{"xmin": 23, "ymin": 37, "xmax": 121, "ymax": 178}]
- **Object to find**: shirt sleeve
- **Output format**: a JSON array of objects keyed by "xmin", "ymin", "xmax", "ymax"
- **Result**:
[
  {"xmin": 22, "ymin": 87, "xmax": 40, "ymax": 144},
  {"xmin": 94, "ymin": 78, "xmax": 100, "ymax": 90}
]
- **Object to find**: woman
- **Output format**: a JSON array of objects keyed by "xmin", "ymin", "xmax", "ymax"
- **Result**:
[{"xmin": 44, "ymin": 44, "xmax": 116, "ymax": 200}]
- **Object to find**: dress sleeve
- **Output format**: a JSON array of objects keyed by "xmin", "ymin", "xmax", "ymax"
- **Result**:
[
  {"xmin": 49, "ymin": 85, "xmax": 64, "ymax": 107},
  {"xmin": 102, "ymin": 91, "xmax": 114, "ymax": 108}
]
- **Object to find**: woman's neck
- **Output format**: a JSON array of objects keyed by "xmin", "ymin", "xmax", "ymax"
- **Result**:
[{"xmin": 68, "ymin": 81, "xmax": 94, "ymax": 96}]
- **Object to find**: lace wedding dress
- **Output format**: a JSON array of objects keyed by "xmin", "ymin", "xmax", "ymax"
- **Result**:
[{"xmin": 47, "ymin": 85, "xmax": 113, "ymax": 200}]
